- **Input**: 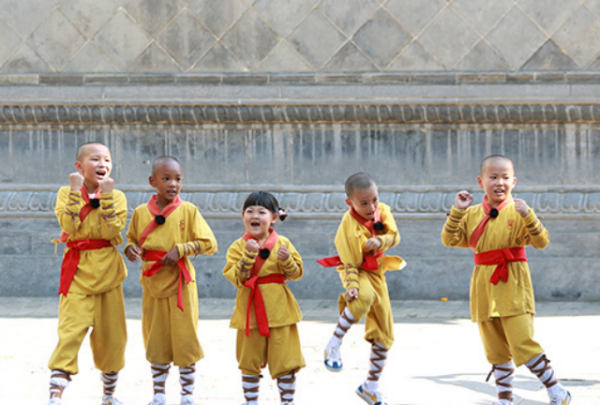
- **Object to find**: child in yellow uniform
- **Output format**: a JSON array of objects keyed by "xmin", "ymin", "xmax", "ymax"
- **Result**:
[
  {"xmin": 48, "ymin": 142, "xmax": 128, "ymax": 405},
  {"xmin": 223, "ymin": 191, "xmax": 305, "ymax": 405},
  {"xmin": 124, "ymin": 156, "xmax": 217, "ymax": 405},
  {"xmin": 320, "ymin": 172, "xmax": 405, "ymax": 405},
  {"xmin": 442, "ymin": 155, "xmax": 571, "ymax": 405}
]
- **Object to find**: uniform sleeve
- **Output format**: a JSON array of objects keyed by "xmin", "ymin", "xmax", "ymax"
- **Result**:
[
  {"xmin": 124, "ymin": 208, "xmax": 139, "ymax": 253},
  {"xmin": 334, "ymin": 217, "xmax": 362, "ymax": 291},
  {"xmin": 55, "ymin": 187, "xmax": 83, "ymax": 234},
  {"xmin": 441, "ymin": 206, "xmax": 470, "ymax": 248},
  {"xmin": 177, "ymin": 208, "xmax": 218, "ymax": 258},
  {"xmin": 222, "ymin": 241, "xmax": 258, "ymax": 288},
  {"xmin": 376, "ymin": 203, "xmax": 400, "ymax": 251},
  {"xmin": 98, "ymin": 191, "xmax": 127, "ymax": 241},
  {"xmin": 277, "ymin": 240, "xmax": 303, "ymax": 281},
  {"xmin": 518, "ymin": 207, "xmax": 550, "ymax": 249}
]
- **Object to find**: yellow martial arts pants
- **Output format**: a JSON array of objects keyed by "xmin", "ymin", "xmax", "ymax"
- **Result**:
[
  {"xmin": 236, "ymin": 324, "xmax": 305, "ymax": 379},
  {"xmin": 48, "ymin": 286, "xmax": 127, "ymax": 375},
  {"xmin": 478, "ymin": 314, "xmax": 544, "ymax": 366},
  {"xmin": 338, "ymin": 269, "xmax": 394, "ymax": 349},
  {"xmin": 142, "ymin": 282, "xmax": 203, "ymax": 367}
]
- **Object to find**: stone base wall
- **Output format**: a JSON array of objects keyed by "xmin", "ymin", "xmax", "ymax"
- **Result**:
[{"xmin": 2, "ymin": 112, "xmax": 599, "ymax": 301}]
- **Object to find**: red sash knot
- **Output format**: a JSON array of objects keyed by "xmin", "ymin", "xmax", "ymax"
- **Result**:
[
  {"xmin": 143, "ymin": 250, "xmax": 192, "ymax": 312},
  {"xmin": 243, "ymin": 273, "xmax": 286, "ymax": 338},
  {"xmin": 59, "ymin": 239, "xmax": 113, "ymax": 296},
  {"xmin": 474, "ymin": 247, "xmax": 527, "ymax": 284}
]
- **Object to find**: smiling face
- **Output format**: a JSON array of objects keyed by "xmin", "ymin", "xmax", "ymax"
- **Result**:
[
  {"xmin": 477, "ymin": 157, "xmax": 517, "ymax": 208},
  {"xmin": 149, "ymin": 158, "xmax": 183, "ymax": 209},
  {"xmin": 242, "ymin": 205, "xmax": 278, "ymax": 243},
  {"xmin": 74, "ymin": 143, "xmax": 112, "ymax": 192},
  {"xmin": 346, "ymin": 183, "xmax": 379, "ymax": 221}
]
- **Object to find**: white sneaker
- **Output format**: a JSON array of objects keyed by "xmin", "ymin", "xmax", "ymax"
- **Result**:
[
  {"xmin": 550, "ymin": 390, "xmax": 572, "ymax": 405},
  {"xmin": 356, "ymin": 384, "xmax": 387, "ymax": 405},
  {"xmin": 102, "ymin": 396, "xmax": 124, "ymax": 405},
  {"xmin": 324, "ymin": 341, "xmax": 342, "ymax": 372},
  {"xmin": 148, "ymin": 393, "xmax": 166, "ymax": 405},
  {"xmin": 47, "ymin": 398, "xmax": 62, "ymax": 405},
  {"xmin": 180, "ymin": 394, "xmax": 195, "ymax": 405}
]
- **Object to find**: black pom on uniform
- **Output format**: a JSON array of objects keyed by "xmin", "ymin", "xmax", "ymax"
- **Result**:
[
  {"xmin": 90, "ymin": 199, "xmax": 100, "ymax": 209},
  {"xmin": 489, "ymin": 208, "xmax": 499, "ymax": 218},
  {"xmin": 155, "ymin": 215, "xmax": 166, "ymax": 225},
  {"xmin": 373, "ymin": 221, "xmax": 385, "ymax": 231},
  {"xmin": 259, "ymin": 248, "xmax": 270, "ymax": 259}
]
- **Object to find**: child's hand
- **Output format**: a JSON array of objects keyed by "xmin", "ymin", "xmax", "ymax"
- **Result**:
[
  {"xmin": 277, "ymin": 245, "xmax": 290, "ymax": 261},
  {"xmin": 125, "ymin": 245, "xmax": 142, "ymax": 262},
  {"xmin": 98, "ymin": 177, "xmax": 114, "ymax": 194},
  {"xmin": 514, "ymin": 198, "xmax": 530, "ymax": 218},
  {"xmin": 346, "ymin": 287, "xmax": 358, "ymax": 302},
  {"xmin": 246, "ymin": 239, "xmax": 259, "ymax": 253},
  {"xmin": 365, "ymin": 237, "xmax": 382, "ymax": 252},
  {"xmin": 455, "ymin": 190, "xmax": 473, "ymax": 210},
  {"xmin": 69, "ymin": 172, "xmax": 84, "ymax": 192},
  {"xmin": 161, "ymin": 247, "xmax": 180, "ymax": 266}
]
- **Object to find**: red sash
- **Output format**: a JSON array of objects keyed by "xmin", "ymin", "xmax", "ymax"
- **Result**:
[
  {"xmin": 58, "ymin": 239, "xmax": 113, "ymax": 295},
  {"xmin": 138, "ymin": 195, "xmax": 182, "ymax": 247},
  {"xmin": 58, "ymin": 186, "xmax": 100, "ymax": 243},
  {"xmin": 474, "ymin": 247, "xmax": 527, "ymax": 285},
  {"xmin": 142, "ymin": 250, "xmax": 191, "ymax": 312},
  {"xmin": 242, "ymin": 229, "xmax": 283, "ymax": 337},
  {"xmin": 470, "ymin": 196, "xmax": 526, "ymax": 284},
  {"xmin": 138, "ymin": 195, "xmax": 187, "ymax": 310},
  {"xmin": 317, "ymin": 207, "xmax": 383, "ymax": 271}
]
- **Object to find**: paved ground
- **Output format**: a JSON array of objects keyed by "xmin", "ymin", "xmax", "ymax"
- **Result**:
[{"xmin": 1, "ymin": 297, "xmax": 598, "ymax": 405}]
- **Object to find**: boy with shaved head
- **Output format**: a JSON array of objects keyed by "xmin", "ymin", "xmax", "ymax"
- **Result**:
[
  {"xmin": 125, "ymin": 156, "xmax": 217, "ymax": 405},
  {"xmin": 319, "ymin": 172, "xmax": 406, "ymax": 405},
  {"xmin": 48, "ymin": 142, "xmax": 128, "ymax": 405},
  {"xmin": 442, "ymin": 155, "xmax": 571, "ymax": 405}
]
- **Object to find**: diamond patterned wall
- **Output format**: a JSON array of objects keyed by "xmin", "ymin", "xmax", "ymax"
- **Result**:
[{"xmin": 1, "ymin": 0, "xmax": 600, "ymax": 73}]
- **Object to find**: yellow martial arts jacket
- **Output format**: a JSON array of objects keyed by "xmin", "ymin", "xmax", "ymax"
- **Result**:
[
  {"xmin": 125, "ymin": 201, "xmax": 217, "ymax": 299},
  {"xmin": 55, "ymin": 186, "xmax": 127, "ymax": 295},
  {"xmin": 442, "ymin": 202, "xmax": 549, "ymax": 322},
  {"xmin": 223, "ymin": 235, "xmax": 303, "ymax": 330},
  {"xmin": 334, "ymin": 202, "xmax": 405, "ymax": 290}
]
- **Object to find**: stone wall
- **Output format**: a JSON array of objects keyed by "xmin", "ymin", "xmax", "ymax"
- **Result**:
[
  {"xmin": 2, "ymin": 0, "xmax": 600, "ymax": 73},
  {"xmin": 1, "ymin": 0, "xmax": 600, "ymax": 301}
]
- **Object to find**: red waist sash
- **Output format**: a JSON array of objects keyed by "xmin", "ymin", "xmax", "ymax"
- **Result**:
[
  {"xmin": 59, "ymin": 239, "xmax": 113, "ymax": 296},
  {"xmin": 317, "ymin": 254, "xmax": 381, "ymax": 271},
  {"xmin": 474, "ymin": 247, "xmax": 527, "ymax": 285},
  {"xmin": 142, "ymin": 250, "xmax": 192, "ymax": 312},
  {"xmin": 243, "ymin": 273, "xmax": 286, "ymax": 338}
]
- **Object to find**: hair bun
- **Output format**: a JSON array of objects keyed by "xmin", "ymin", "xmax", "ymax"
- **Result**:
[{"xmin": 277, "ymin": 207, "xmax": 288, "ymax": 221}]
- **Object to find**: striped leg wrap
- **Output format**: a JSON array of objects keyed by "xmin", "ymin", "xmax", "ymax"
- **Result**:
[
  {"xmin": 49, "ymin": 370, "xmax": 70, "ymax": 398},
  {"xmin": 277, "ymin": 373, "xmax": 296, "ymax": 404},
  {"xmin": 365, "ymin": 341, "xmax": 388, "ymax": 391},
  {"xmin": 526, "ymin": 353, "xmax": 557, "ymax": 389},
  {"xmin": 179, "ymin": 364, "xmax": 196, "ymax": 396},
  {"xmin": 333, "ymin": 307, "xmax": 354, "ymax": 341},
  {"xmin": 242, "ymin": 374, "xmax": 261, "ymax": 403},
  {"xmin": 151, "ymin": 364, "xmax": 171, "ymax": 395},
  {"xmin": 100, "ymin": 371, "xmax": 118, "ymax": 397},
  {"xmin": 486, "ymin": 361, "xmax": 515, "ymax": 402}
]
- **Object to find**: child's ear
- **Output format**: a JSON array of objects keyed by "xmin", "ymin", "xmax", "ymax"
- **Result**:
[
  {"xmin": 74, "ymin": 161, "xmax": 82, "ymax": 173},
  {"xmin": 477, "ymin": 176, "xmax": 484, "ymax": 189},
  {"xmin": 148, "ymin": 176, "xmax": 156, "ymax": 187},
  {"xmin": 271, "ymin": 213, "xmax": 279, "ymax": 225},
  {"xmin": 345, "ymin": 198, "xmax": 353, "ymax": 208}
]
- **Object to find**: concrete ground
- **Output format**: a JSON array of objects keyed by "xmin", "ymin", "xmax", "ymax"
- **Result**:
[{"xmin": 1, "ymin": 297, "xmax": 598, "ymax": 405}]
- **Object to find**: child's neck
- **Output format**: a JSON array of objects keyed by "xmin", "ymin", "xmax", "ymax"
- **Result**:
[{"xmin": 83, "ymin": 181, "xmax": 99, "ymax": 194}]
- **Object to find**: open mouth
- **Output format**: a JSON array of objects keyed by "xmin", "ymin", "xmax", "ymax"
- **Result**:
[
  {"xmin": 96, "ymin": 169, "xmax": 107, "ymax": 178},
  {"xmin": 251, "ymin": 221, "xmax": 260, "ymax": 228}
]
